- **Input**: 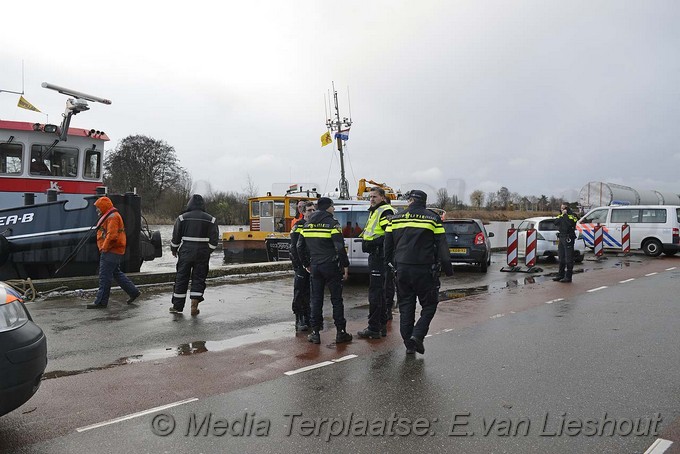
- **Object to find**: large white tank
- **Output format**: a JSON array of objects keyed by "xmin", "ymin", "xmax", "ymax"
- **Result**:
[{"xmin": 579, "ymin": 181, "xmax": 680, "ymax": 209}]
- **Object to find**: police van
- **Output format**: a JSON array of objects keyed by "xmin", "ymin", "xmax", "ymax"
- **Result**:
[
  {"xmin": 577, "ymin": 205, "xmax": 680, "ymax": 257},
  {"xmin": 333, "ymin": 199, "xmax": 408, "ymax": 273}
]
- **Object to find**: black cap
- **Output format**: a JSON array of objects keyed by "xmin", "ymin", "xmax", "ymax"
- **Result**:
[
  {"xmin": 317, "ymin": 197, "xmax": 333, "ymax": 211},
  {"xmin": 406, "ymin": 189, "xmax": 427, "ymax": 203}
]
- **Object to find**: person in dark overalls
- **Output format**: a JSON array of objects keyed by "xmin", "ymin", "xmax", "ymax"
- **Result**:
[
  {"xmin": 170, "ymin": 194, "xmax": 219, "ymax": 315},
  {"xmin": 385, "ymin": 190, "xmax": 453, "ymax": 355},
  {"xmin": 290, "ymin": 201, "xmax": 316, "ymax": 331},
  {"xmin": 553, "ymin": 203, "xmax": 579, "ymax": 283},
  {"xmin": 297, "ymin": 197, "xmax": 352, "ymax": 345}
]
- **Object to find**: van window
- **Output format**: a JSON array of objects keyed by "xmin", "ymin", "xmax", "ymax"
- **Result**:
[
  {"xmin": 641, "ymin": 209, "xmax": 667, "ymax": 223},
  {"xmin": 582, "ymin": 209, "xmax": 607, "ymax": 224},
  {"xmin": 611, "ymin": 209, "xmax": 640, "ymax": 223},
  {"xmin": 334, "ymin": 210, "xmax": 367, "ymax": 238}
]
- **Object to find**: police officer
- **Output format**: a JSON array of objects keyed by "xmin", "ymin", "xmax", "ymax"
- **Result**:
[
  {"xmin": 357, "ymin": 187, "xmax": 395, "ymax": 339},
  {"xmin": 385, "ymin": 189, "xmax": 453, "ymax": 354},
  {"xmin": 553, "ymin": 202, "xmax": 579, "ymax": 283},
  {"xmin": 297, "ymin": 197, "xmax": 353, "ymax": 345},
  {"xmin": 170, "ymin": 194, "xmax": 219, "ymax": 315},
  {"xmin": 290, "ymin": 201, "xmax": 315, "ymax": 331}
]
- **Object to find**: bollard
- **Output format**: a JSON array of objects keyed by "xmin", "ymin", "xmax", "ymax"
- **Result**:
[
  {"xmin": 593, "ymin": 224, "xmax": 604, "ymax": 257},
  {"xmin": 525, "ymin": 228, "xmax": 537, "ymax": 267},
  {"xmin": 23, "ymin": 193, "xmax": 35, "ymax": 206},
  {"xmin": 621, "ymin": 223, "xmax": 630, "ymax": 254},
  {"xmin": 506, "ymin": 226, "xmax": 518, "ymax": 267},
  {"xmin": 46, "ymin": 188, "xmax": 58, "ymax": 202}
]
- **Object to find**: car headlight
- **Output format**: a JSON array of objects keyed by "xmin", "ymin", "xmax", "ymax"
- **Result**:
[{"xmin": 0, "ymin": 301, "xmax": 29, "ymax": 332}]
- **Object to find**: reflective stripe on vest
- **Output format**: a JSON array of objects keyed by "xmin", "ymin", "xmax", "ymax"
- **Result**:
[{"xmin": 361, "ymin": 205, "xmax": 395, "ymax": 241}]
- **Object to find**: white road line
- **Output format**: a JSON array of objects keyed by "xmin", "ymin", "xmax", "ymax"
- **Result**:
[
  {"xmin": 425, "ymin": 334, "xmax": 433, "ymax": 338},
  {"xmin": 619, "ymin": 278, "xmax": 635, "ymax": 283},
  {"xmin": 666, "ymin": 267, "xmax": 677, "ymax": 271},
  {"xmin": 284, "ymin": 361, "xmax": 334, "ymax": 376},
  {"xmin": 545, "ymin": 298, "xmax": 564, "ymax": 305},
  {"xmin": 587, "ymin": 286, "xmax": 608, "ymax": 293},
  {"xmin": 76, "ymin": 397, "xmax": 198, "ymax": 432},
  {"xmin": 443, "ymin": 328, "xmax": 453, "ymax": 332},
  {"xmin": 644, "ymin": 438, "xmax": 673, "ymax": 454},
  {"xmin": 332, "ymin": 354, "xmax": 357, "ymax": 362},
  {"xmin": 645, "ymin": 272, "xmax": 658, "ymax": 276},
  {"xmin": 489, "ymin": 314, "xmax": 505, "ymax": 319}
]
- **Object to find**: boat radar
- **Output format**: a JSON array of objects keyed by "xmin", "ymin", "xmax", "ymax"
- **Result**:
[{"xmin": 41, "ymin": 82, "xmax": 111, "ymax": 141}]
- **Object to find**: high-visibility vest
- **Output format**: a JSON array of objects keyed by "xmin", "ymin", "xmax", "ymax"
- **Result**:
[{"xmin": 361, "ymin": 204, "xmax": 395, "ymax": 241}]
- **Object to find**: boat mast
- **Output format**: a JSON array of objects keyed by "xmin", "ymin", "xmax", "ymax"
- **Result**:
[{"xmin": 325, "ymin": 83, "xmax": 352, "ymax": 200}]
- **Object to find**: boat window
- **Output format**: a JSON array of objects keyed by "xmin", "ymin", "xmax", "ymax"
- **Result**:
[
  {"xmin": 640, "ymin": 209, "xmax": 667, "ymax": 224},
  {"xmin": 0, "ymin": 143, "xmax": 22, "ymax": 174},
  {"xmin": 611, "ymin": 209, "xmax": 640, "ymax": 223},
  {"xmin": 30, "ymin": 144, "xmax": 79, "ymax": 177},
  {"xmin": 260, "ymin": 201, "xmax": 273, "ymax": 218},
  {"xmin": 288, "ymin": 200, "xmax": 299, "ymax": 217},
  {"xmin": 250, "ymin": 200, "xmax": 260, "ymax": 218},
  {"xmin": 83, "ymin": 148, "xmax": 101, "ymax": 179},
  {"xmin": 274, "ymin": 202, "xmax": 285, "ymax": 232}
]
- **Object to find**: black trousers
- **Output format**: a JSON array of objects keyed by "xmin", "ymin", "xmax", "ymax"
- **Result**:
[
  {"xmin": 367, "ymin": 252, "xmax": 386, "ymax": 331},
  {"xmin": 557, "ymin": 234, "xmax": 575, "ymax": 279},
  {"xmin": 292, "ymin": 266, "xmax": 311, "ymax": 316},
  {"xmin": 396, "ymin": 264, "xmax": 440, "ymax": 341},
  {"xmin": 384, "ymin": 266, "xmax": 395, "ymax": 317},
  {"xmin": 172, "ymin": 248, "xmax": 210, "ymax": 310},
  {"xmin": 310, "ymin": 261, "xmax": 346, "ymax": 331}
]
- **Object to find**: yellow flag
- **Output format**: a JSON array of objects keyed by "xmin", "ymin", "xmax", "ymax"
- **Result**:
[
  {"xmin": 320, "ymin": 131, "xmax": 332, "ymax": 147},
  {"xmin": 18, "ymin": 96, "xmax": 41, "ymax": 113}
]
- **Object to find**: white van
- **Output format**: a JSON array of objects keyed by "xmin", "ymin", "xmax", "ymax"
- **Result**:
[
  {"xmin": 577, "ymin": 205, "xmax": 680, "ymax": 257},
  {"xmin": 333, "ymin": 199, "xmax": 408, "ymax": 273}
]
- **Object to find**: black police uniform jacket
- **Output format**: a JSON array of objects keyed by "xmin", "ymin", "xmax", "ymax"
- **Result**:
[
  {"xmin": 289, "ymin": 217, "xmax": 307, "ymax": 270},
  {"xmin": 170, "ymin": 195, "xmax": 219, "ymax": 257},
  {"xmin": 297, "ymin": 210, "xmax": 350, "ymax": 268},
  {"xmin": 384, "ymin": 201, "xmax": 454, "ymax": 276},
  {"xmin": 556, "ymin": 208, "xmax": 578, "ymax": 239}
]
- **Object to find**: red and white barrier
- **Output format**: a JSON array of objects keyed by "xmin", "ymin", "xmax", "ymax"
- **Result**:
[
  {"xmin": 525, "ymin": 228, "xmax": 537, "ymax": 267},
  {"xmin": 621, "ymin": 223, "xmax": 630, "ymax": 254},
  {"xmin": 593, "ymin": 224, "xmax": 604, "ymax": 257},
  {"xmin": 506, "ymin": 228, "xmax": 518, "ymax": 266}
]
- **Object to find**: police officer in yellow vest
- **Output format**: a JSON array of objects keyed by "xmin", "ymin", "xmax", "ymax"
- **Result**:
[{"xmin": 357, "ymin": 187, "xmax": 396, "ymax": 339}]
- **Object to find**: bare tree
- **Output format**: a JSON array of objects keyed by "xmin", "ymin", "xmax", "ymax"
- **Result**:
[
  {"xmin": 469, "ymin": 190, "xmax": 485, "ymax": 208},
  {"xmin": 435, "ymin": 188, "xmax": 450, "ymax": 209},
  {"xmin": 242, "ymin": 174, "xmax": 259, "ymax": 198}
]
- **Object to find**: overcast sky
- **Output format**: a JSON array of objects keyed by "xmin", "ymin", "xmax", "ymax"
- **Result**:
[{"xmin": 1, "ymin": 0, "xmax": 679, "ymax": 203}]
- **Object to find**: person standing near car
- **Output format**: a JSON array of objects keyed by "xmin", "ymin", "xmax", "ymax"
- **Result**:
[
  {"xmin": 297, "ymin": 197, "xmax": 353, "ymax": 345},
  {"xmin": 385, "ymin": 189, "xmax": 453, "ymax": 354},
  {"xmin": 170, "ymin": 194, "xmax": 219, "ymax": 315},
  {"xmin": 357, "ymin": 187, "xmax": 395, "ymax": 340},
  {"xmin": 553, "ymin": 203, "xmax": 579, "ymax": 283},
  {"xmin": 86, "ymin": 196, "xmax": 140, "ymax": 309},
  {"xmin": 289, "ymin": 200, "xmax": 315, "ymax": 332}
]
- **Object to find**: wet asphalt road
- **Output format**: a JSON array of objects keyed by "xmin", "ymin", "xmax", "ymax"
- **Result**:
[{"xmin": 1, "ymin": 252, "xmax": 679, "ymax": 453}]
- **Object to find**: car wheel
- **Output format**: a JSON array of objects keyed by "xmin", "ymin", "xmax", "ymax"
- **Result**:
[
  {"xmin": 479, "ymin": 260, "xmax": 488, "ymax": 273},
  {"xmin": 663, "ymin": 250, "xmax": 678, "ymax": 256},
  {"xmin": 642, "ymin": 239, "xmax": 663, "ymax": 257}
]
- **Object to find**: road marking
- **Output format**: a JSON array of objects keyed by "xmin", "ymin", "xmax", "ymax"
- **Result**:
[
  {"xmin": 285, "ymin": 361, "xmax": 335, "ymax": 376},
  {"xmin": 443, "ymin": 328, "xmax": 453, "ymax": 332},
  {"xmin": 490, "ymin": 313, "xmax": 505, "ymax": 319},
  {"xmin": 587, "ymin": 286, "xmax": 608, "ymax": 293},
  {"xmin": 619, "ymin": 278, "xmax": 635, "ymax": 283},
  {"xmin": 644, "ymin": 438, "xmax": 673, "ymax": 454},
  {"xmin": 666, "ymin": 267, "xmax": 677, "ymax": 271},
  {"xmin": 545, "ymin": 298, "xmax": 564, "ymax": 305},
  {"xmin": 76, "ymin": 397, "xmax": 198, "ymax": 432},
  {"xmin": 645, "ymin": 272, "xmax": 658, "ymax": 276},
  {"xmin": 332, "ymin": 354, "xmax": 357, "ymax": 363},
  {"xmin": 425, "ymin": 334, "xmax": 433, "ymax": 338}
]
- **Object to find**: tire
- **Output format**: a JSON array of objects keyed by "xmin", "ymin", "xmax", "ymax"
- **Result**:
[
  {"xmin": 642, "ymin": 239, "xmax": 663, "ymax": 257},
  {"xmin": 574, "ymin": 251, "xmax": 584, "ymax": 263},
  {"xmin": 663, "ymin": 250, "xmax": 678, "ymax": 256},
  {"xmin": 479, "ymin": 259, "xmax": 488, "ymax": 273}
]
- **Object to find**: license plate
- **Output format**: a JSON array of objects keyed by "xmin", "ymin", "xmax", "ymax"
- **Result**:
[{"xmin": 449, "ymin": 248, "xmax": 467, "ymax": 254}]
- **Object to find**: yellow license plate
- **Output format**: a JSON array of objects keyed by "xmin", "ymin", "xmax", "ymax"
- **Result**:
[{"xmin": 449, "ymin": 248, "xmax": 467, "ymax": 254}]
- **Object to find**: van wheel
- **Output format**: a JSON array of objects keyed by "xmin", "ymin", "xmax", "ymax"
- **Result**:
[
  {"xmin": 574, "ymin": 252, "xmax": 584, "ymax": 263},
  {"xmin": 664, "ymin": 250, "xmax": 678, "ymax": 256},
  {"xmin": 642, "ymin": 239, "xmax": 663, "ymax": 257}
]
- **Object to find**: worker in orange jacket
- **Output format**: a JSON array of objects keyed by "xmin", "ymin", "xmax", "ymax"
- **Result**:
[{"xmin": 86, "ymin": 196, "xmax": 140, "ymax": 308}]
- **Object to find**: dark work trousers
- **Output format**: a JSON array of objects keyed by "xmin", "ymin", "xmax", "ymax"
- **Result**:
[
  {"xmin": 292, "ymin": 266, "xmax": 311, "ymax": 316},
  {"xmin": 94, "ymin": 252, "xmax": 139, "ymax": 306},
  {"xmin": 172, "ymin": 247, "xmax": 210, "ymax": 310},
  {"xmin": 367, "ymin": 251, "xmax": 386, "ymax": 332},
  {"xmin": 384, "ymin": 266, "xmax": 395, "ymax": 319},
  {"xmin": 557, "ymin": 234, "xmax": 575, "ymax": 279},
  {"xmin": 396, "ymin": 264, "xmax": 440, "ymax": 342},
  {"xmin": 310, "ymin": 261, "xmax": 346, "ymax": 331}
]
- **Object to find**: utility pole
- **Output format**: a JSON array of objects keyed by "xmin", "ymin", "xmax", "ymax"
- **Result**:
[{"xmin": 325, "ymin": 83, "xmax": 352, "ymax": 200}]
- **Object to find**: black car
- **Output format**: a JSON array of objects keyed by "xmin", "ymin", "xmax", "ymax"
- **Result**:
[
  {"xmin": 444, "ymin": 219, "xmax": 494, "ymax": 272},
  {"xmin": 0, "ymin": 283, "xmax": 47, "ymax": 417}
]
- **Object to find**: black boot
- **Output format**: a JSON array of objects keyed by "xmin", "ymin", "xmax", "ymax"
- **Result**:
[
  {"xmin": 296, "ymin": 314, "xmax": 309, "ymax": 332},
  {"xmin": 307, "ymin": 330, "xmax": 321, "ymax": 344},
  {"xmin": 335, "ymin": 329, "xmax": 353, "ymax": 343}
]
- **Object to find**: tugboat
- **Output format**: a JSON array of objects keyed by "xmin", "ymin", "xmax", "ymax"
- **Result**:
[{"xmin": 0, "ymin": 83, "xmax": 161, "ymax": 280}]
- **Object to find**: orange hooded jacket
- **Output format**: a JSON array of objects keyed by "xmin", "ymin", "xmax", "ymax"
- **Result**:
[{"xmin": 94, "ymin": 197, "xmax": 127, "ymax": 255}]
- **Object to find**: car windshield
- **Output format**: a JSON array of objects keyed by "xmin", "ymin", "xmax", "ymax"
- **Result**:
[
  {"xmin": 444, "ymin": 222, "xmax": 481, "ymax": 235},
  {"xmin": 537, "ymin": 219, "xmax": 559, "ymax": 231}
]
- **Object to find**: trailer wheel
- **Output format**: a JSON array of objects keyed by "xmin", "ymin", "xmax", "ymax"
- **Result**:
[{"xmin": 642, "ymin": 239, "xmax": 662, "ymax": 257}]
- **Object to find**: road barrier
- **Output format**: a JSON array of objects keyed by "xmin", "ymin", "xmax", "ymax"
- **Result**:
[
  {"xmin": 525, "ymin": 228, "xmax": 537, "ymax": 267},
  {"xmin": 506, "ymin": 227, "xmax": 518, "ymax": 267},
  {"xmin": 593, "ymin": 224, "xmax": 604, "ymax": 257},
  {"xmin": 621, "ymin": 223, "xmax": 630, "ymax": 254}
]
